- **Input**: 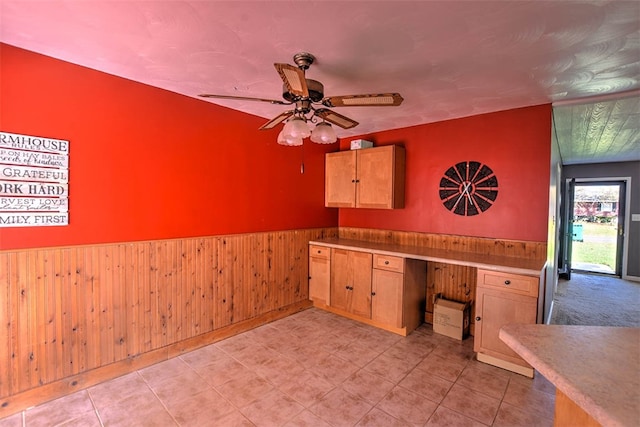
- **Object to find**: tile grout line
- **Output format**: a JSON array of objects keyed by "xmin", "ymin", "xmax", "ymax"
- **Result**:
[
  {"xmin": 84, "ymin": 388, "xmax": 105, "ymax": 427},
  {"xmin": 136, "ymin": 369, "xmax": 180, "ymax": 426}
]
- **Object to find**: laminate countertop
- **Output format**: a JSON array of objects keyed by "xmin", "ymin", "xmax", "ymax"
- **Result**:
[
  {"xmin": 500, "ymin": 324, "xmax": 640, "ymax": 427},
  {"xmin": 310, "ymin": 238, "xmax": 546, "ymax": 276}
]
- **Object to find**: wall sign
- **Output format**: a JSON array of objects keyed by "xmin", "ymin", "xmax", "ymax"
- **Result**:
[{"xmin": 0, "ymin": 131, "xmax": 69, "ymax": 227}]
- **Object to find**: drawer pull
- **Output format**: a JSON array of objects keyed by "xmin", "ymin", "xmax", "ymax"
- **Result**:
[
  {"xmin": 504, "ymin": 280, "xmax": 511, "ymax": 285},
  {"xmin": 384, "ymin": 261, "xmax": 390, "ymax": 265},
  {"xmin": 317, "ymin": 250, "xmax": 321, "ymax": 254},
  {"xmin": 475, "ymin": 316, "xmax": 481, "ymax": 321}
]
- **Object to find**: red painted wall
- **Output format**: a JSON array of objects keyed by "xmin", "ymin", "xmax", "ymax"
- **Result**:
[
  {"xmin": 1, "ymin": 44, "xmax": 551, "ymax": 250},
  {"xmin": 0, "ymin": 44, "xmax": 337, "ymax": 250},
  {"xmin": 340, "ymin": 105, "xmax": 552, "ymax": 242}
]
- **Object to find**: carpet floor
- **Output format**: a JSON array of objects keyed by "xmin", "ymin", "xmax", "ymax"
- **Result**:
[{"xmin": 550, "ymin": 272, "xmax": 640, "ymax": 327}]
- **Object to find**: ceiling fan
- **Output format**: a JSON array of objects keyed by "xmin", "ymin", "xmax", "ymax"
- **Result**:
[{"xmin": 199, "ymin": 52, "xmax": 403, "ymax": 144}]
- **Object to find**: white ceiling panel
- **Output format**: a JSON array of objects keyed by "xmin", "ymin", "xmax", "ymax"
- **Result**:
[{"xmin": 1, "ymin": 0, "xmax": 639, "ymax": 164}]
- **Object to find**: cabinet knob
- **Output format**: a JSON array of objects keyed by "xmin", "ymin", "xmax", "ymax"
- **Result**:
[
  {"xmin": 384, "ymin": 261, "xmax": 390, "ymax": 265},
  {"xmin": 475, "ymin": 316, "xmax": 481, "ymax": 321},
  {"xmin": 371, "ymin": 292, "xmax": 376, "ymax": 296},
  {"xmin": 351, "ymin": 179, "xmax": 356, "ymax": 183},
  {"xmin": 317, "ymin": 250, "xmax": 321, "ymax": 254},
  {"xmin": 504, "ymin": 280, "xmax": 511, "ymax": 285},
  {"xmin": 345, "ymin": 285, "xmax": 349, "ymax": 290}
]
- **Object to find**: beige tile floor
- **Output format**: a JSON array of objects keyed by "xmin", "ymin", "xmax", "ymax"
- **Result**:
[{"xmin": 0, "ymin": 308, "xmax": 556, "ymax": 426}]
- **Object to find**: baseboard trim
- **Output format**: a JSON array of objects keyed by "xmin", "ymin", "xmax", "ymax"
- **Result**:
[
  {"xmin": 546, "ymin": 300, "xmax": 555, "ymax": 324},
  {"xmin": 312, "ymin": 302, "xmax": 409, "ymax": 336},
  {"xmin": 477, "ymin": 352, "xmax": 534, "ymax": 378},
  {"xmin": 0, "ymin": 300, "xmax": 312, "ymax": 419}
]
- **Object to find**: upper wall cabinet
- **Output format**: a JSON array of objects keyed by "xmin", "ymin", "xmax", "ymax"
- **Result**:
[{"xmin": 325, "ymin": 145, "xmax": 406, "ymax": 209}]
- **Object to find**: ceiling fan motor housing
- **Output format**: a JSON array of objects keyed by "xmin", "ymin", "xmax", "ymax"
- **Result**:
[
  {"xmin": 293, "ymin": 52, "xmax": 315, "ymax": 70},
  {"xmin": 282, "ymin": 79, "xmax": 324, "ymax": 102}
]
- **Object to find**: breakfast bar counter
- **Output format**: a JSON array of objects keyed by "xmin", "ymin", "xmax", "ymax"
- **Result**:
[{"xmin": 499, "ymin": 324, "xmax": 640, "ymax": 426}]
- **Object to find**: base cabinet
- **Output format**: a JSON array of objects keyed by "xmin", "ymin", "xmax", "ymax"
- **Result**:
[
  {"xmin": 474, "ymin": 269, "xmax": 539, "ymax": 376},
  {"xmin": 372, "ymin": 254, "xmax": 426, "ymax": 333},
  {"xmin": 309, "ymin": 245, "xmax": 331, "ymax": 306},
  {"xmin": 309, "ymin": 244, "xmax": 426, "ymax": 336},
  {"xmin": 308, "ymin": 239, "xmax": 544, "ymax": 344}
]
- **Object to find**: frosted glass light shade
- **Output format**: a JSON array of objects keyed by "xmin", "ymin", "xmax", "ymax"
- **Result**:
[
  {"xmin": 282, "ymin": 117, "xmax": 311, "ymax": 139},
  {"xmin": 310, "ymin": 122, "xmax": 337, "ymax": 144},
  {"xmin": 277, "ymin": 130, "xmax": 303, "ymax": 146}
]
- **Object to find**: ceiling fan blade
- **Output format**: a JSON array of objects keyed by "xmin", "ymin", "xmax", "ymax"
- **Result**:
[
  {"xmin": 322, "ymin": 93, "xmax": 404, "ymax": 107},
  {"xmin": 314, "ymin": 108, "xmax": 359, "ymax": 129},
  {"xmin": 198, "ymin": 93, "xmax": 290, "ymax": 105},
  {"xmin": 258, "ymin": 110, "xmax": 295, "ymax": 130},
  {"xmin": 274, "ymin": 63, "xmax": 309, "ymax": 98}
]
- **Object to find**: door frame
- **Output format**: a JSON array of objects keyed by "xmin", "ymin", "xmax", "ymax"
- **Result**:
[{"xmin": 563, "ymin": 177, "xmax": 631, "ymax": 278}]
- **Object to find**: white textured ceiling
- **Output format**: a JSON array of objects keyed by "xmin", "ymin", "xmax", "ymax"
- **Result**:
[{"xmin": 1, "ymin": 0, "xmax": 639, "ymax": 164}]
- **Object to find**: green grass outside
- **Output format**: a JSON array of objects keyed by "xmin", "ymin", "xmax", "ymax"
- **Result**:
[{"xmin": 572, "ymin": 222, "xmax": 617, "ymax": 269}]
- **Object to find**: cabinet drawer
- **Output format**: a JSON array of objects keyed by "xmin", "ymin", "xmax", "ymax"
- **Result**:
[
  {"xmin": 477, "ymin": 269, "xmax": 538, "ymax": 297},
  {"xmin": 373, "ymin": 254, "xmax": 404, "ymax": 273},
  {"xmin": 309, "ymin": 245, "xmax": 330, "ymax": 259}
]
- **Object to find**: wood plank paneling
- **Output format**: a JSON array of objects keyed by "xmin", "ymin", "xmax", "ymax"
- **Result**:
[
  {"xmin": 0, "ymin": 227, "xmax": 338, "ymax": 417},
  {"xmin": 0, "ymin": 253, "xmax": 10, "ymax": 398},
  {"xmin": 338, "ymin": 227, "xmax": 546, "ymax": 259}
]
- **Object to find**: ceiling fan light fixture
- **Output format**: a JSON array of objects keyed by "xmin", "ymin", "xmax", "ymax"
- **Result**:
[
  {"xmin": 311, "ymin": 122, "xmax": 337, "ymax": 144},
  {"xmin": 283, "ymin": 116, "xmax": 312, "ymax": 139},
  {"xmin": 277, "ymin": 130, "xmax": 303, "ymax": 146}
]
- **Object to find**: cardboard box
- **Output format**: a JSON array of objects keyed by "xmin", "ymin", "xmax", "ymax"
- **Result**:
[
  {"xmin": 350, "ymin": 139, "xmax": 374, "ymax": 150},
  {"xmin": 433, "ymin": 296, "xmax": 470, "ymax": 340}
]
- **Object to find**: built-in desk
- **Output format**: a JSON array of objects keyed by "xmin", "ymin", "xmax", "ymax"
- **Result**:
[
  {"xmin": 309, "ymin": 238, "xmax": 547, "ymax": 376},
  {"xmin": 310, "ymin": 238, "xmax": 546, "ymax": 276},
  {"xmin": 500, "ymin": 324, "xmax": 640, "ymax": 427}
]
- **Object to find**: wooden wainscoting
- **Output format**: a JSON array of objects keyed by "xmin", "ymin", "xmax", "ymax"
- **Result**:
[
  {"xmin": 338, "ymin": 227, "xmax": 547, "ymax": 325},
  {"xmin": 0, "ymin": 227, "xmax": 338, "ymax": 417}
]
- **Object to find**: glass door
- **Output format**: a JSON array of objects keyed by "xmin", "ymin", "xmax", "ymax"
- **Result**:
[{"xmin": 570, "ymin": 181, "xmax": 626, "ymax": 275}]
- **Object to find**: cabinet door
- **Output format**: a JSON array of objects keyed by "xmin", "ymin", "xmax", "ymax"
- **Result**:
[
  {"xmin": 356, "ymin": 145, "xmax": 405, "ymax": 209},
  {"xmin": 372, "ymin": 269, "xmax": 404, "ymax": 328},
  {"xmin": 330, "ymin": 249, "xmax": 372, "ymax": 317},
  {"xmin": 350, "ymin": 251, "xmax": 373, "ymax": 318},
  {"xmin": 325, "ymin": 150, "xmax": 356, "ymax": 207},
  {"xmin": 330, "ymin": 249, "xmax": 351, "ymax": 311},
  {"xmin": 474, "ymin": 286, "xmax": 537, "ymax": 367},
  {"xmin": 309, "ymin": 249, "xmax": 330, "ymax": 305}
]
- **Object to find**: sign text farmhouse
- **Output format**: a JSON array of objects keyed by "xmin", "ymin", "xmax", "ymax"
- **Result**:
[{"xmin": 0, "ymin": 132, "xmax": 69, "ymax": 227}]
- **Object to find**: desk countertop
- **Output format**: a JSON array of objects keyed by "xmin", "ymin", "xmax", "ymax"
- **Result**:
[
  {"xmin": 310, "ymin": 238, "xmax": 546, "ymax": 276},
  {"xmin": 499, "ymin": 324, "xmax": 640, "ymax": 427}
]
